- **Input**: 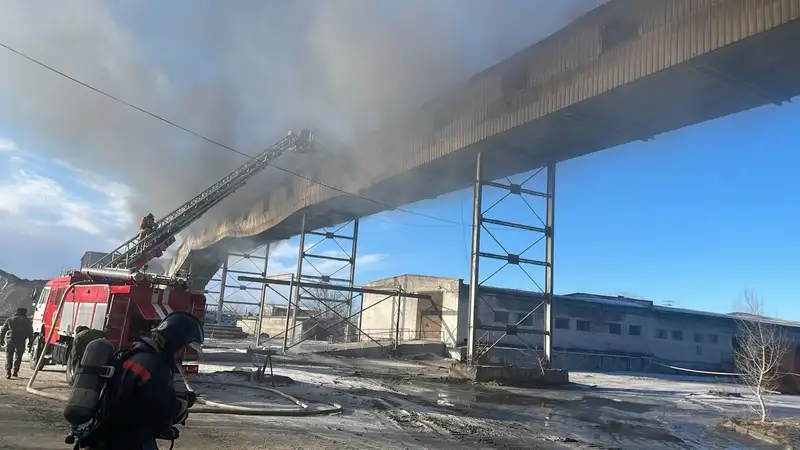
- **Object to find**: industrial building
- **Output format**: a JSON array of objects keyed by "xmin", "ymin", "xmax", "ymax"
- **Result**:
[{"xmin": 359, "ymin": 274, "xmax": 800, "ymax": 373}]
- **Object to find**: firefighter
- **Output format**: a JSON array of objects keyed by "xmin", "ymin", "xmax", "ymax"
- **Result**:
[
  {"xmin": 138, "ymin": 213, "xmax": 155, "ymax": 251},
  {"xmin": 68, "ymin": 326, "xmax": 106, "ymax": 376},
  {"xmin": 85, "ymin": 311, "xmax": 203, "ymax": 450},
  {"xmin": 0, "ymin": 308, "xmax": 34, "ymax": 379}
]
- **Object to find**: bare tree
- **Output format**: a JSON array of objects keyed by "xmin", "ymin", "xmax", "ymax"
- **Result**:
[{"xmin": 733, "ymin": 290, "xmax": 790, "ymax": 422}]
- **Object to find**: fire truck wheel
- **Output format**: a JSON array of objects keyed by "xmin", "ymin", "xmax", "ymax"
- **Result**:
[
  {"xmin": 28, "ymin": 335, "xmax": 44, "ymax": 370},
  {"xmin": 65, "ymin": 353, "xmax": 78, "ymax": 386}
]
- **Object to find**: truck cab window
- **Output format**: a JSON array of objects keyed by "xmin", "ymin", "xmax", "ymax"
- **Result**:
[
  {"xmin": 53, "ymin": 288, "xmax": 65, "ymax": 305},
  {"xmin": 36, "ymin": 286, "xmax": 51, "ymax": 307}
]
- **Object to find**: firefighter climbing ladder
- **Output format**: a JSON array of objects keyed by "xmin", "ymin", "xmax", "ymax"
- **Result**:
[{"xmin": 88, "ymin": 129, "xmax": 315, "ymax": 271}]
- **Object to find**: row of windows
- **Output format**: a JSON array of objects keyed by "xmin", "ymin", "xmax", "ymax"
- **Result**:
[
  {"xmin": 492, "ymin": 312, "xmax": 723, "ymax": 346},
  {"xmin": 555, "ymin": 317, "xmax": 720, "ymax": 345}
]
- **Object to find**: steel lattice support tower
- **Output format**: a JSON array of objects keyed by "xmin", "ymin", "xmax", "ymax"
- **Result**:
[
  {"xmin": 204, "ymin": 244, "xmax": 270, "ymax": 329},
  {"xmin": 289, "ymin": 214, "xmax": 360, "ymax": 344},
  {"xmin": 466, "ymin": 152, "xmax": 556, "ymax": 367}
]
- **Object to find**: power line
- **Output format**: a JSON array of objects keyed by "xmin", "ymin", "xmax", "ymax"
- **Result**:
[{"xmin": 0, "ymin": 41, "xmax": 463, "ymax": 227}]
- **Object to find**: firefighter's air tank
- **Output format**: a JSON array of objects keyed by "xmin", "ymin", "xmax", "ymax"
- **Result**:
[{"xmin": 63, "ymin": 338, "xmax": 115, "ymax": 426}]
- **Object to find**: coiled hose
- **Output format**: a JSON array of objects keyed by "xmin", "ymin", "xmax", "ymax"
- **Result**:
[{"xmin": 26, "ymin": 282, "xmax": 342, "ymax": 416}]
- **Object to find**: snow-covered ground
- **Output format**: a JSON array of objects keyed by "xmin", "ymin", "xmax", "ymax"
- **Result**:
[
  {"xmin": 571, "ymin": 371, "xmax": 800, "ymax": 417},
  {"xmin": 187, "ymin": 353, "xmax": 792, "ymax": 449},
  {"xmin": 10, "ymin": 347, "xmax": 794, "ymax": 449}
]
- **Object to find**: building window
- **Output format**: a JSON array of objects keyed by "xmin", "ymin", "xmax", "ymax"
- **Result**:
[
  {"xmin": 494, "ymin": 311, "xmax": 510, "ymax": 324},
  {"xmin": 696, "ymin": 345, "xmax": 703, "ymax": 356},
  {"xmin": 709, "ymin": 334, "xmax": 719, "ymax": 344},
  {"xmin": 555, "ymin": 318, "xmax": 570, "ymax": 329},
  {"xmin": 655, "ymin": 329, "xmax": 667, "ymax": 339},
  {"xmin": 672, "ymin": 330, "xmax": 683, "ymax": 341},
  {"xmin": 608, "ymin": 323, "xmax": 621, "ymax": 335},
  {"xmin": 694, "ymin": 333, "xmax": 704, "ymax": 343},
  {"xmin": 516, "ymin": 313, "xmax": 533, "ymax": 327},
  {"xmin": 576, "ymin": 320, "xmax": 591, "ymax": 332},
  {"xmin": 629, "ymin": 325, "xmax": 642, "ymax": 336}
]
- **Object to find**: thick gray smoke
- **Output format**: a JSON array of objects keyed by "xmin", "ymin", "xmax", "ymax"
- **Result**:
[{"xmin": 0, "ymin": 0, "xmax": 605, "ymax": 238}]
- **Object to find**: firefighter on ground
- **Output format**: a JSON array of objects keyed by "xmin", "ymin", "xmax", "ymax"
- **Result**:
[
  {"xmin": 84, "ymin": 311, "xmax": 203, "ymax": 450},
  {"xmin": 0, "ymin": 308, "xmax": 34, "ymax": 379},
  {"xmin": 68, "ymin": 326, "xmax": 106, "ymax": 376}
]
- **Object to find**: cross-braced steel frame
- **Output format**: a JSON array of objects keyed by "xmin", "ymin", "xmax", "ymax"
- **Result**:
[
  {"xmin": 290, "ymin": 214, "xmax": 359, "ymax": 343},
  {"xmin": 204, "ymin": 244, "xmax": 270, "ymax": 334},
  {"xmin": 466, "ymin": 152, "xmax": 556, "ymax": 367},
  {"xmin": 238, "ymin": 275, "xmax": 431, "ymax": 353}
]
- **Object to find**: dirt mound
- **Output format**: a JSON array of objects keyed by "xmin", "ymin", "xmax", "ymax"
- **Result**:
[{"xmin": 0, "ymin": 269, "xmax": 47, "ymax": 315}]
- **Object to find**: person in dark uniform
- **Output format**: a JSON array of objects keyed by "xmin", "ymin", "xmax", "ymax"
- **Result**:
[
  {"xmin": 0, "ymin": 308, "xmax": 34, "ymax": 379},
  {"xmin": 68, "ymin": 326, "xmax": 107, "ymax": 382},
  {"xmin": 86, "ymin": 311, "xmax": 203, "ymax": 450},
  {"xmin": 72, "ymin": 326, "xmax": 107, "ymax": 363}
]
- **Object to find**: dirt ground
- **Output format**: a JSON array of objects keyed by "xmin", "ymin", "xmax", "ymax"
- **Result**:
[
  {"xmin": 0, "ymin": 352, "xmax": 786, "ymax": 450},
  {"xmin": 0, "ymin": 373, "xmax": 309, "ymax": 450},
  {"xmin": 0, "ymin": 354, "xmax": 558, "ymax": 450}
]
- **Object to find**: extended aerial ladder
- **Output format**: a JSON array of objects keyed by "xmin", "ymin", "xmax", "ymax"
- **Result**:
[{"xmin": 88, "ymin": 128, "xmax": 315, "ymax": 270}]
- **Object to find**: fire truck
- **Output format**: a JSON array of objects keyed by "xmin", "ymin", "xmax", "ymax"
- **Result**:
[{"xmin": 28, "ymin": 129, "xmax": 315, "ymax": 385}]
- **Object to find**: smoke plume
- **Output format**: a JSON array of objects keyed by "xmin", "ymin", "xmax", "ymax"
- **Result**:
[{"xmin": 0, "ymin": 0, "xmax": 605, "ymax": 240}]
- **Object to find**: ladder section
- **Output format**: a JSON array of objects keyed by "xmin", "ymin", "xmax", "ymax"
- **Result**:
[
  {"xmin": 89, "ymin": 129, "xmax": 314, "ymax": 270},
  {"xmin": 104, "ymin": 296, "xmax": 132, "ymax": 350}
]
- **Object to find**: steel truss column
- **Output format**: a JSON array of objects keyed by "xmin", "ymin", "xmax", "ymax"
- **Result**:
[
  {"xmin": 544, "ymin": 164, "xmax": 556, "ymax": 365},
  {"xmin": 216, "ymin": 258, "xmax": 228, "ymax": 324},
  {"xmin": 290, "ymin": 214, "xmax": 360, "ymax": 345},
  {"xmin": 256, "ymin": 243, "xmax": 270, "ymax": 345},
  {"xmin": 466, "ymin": 152, "xmax": 483, "ymax": 363},
  {"xmin": 467, "ymin": 151, "xmax": 556, "ymax": 368},
  {"xmin": 290, "ymin": 215, "xmax": 306, "ymax": 343},
  {"xmin": 204, "ymin": 244, "xmax": 270, "ymax": 331}
]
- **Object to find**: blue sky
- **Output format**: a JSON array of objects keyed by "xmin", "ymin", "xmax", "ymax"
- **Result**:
[
  {"xmin": 204, "ymin": 98, "xmax": 800, "ymax": 320},
  {"xmin": 2, "ymin": 90, "xmax": 797, "ymax": 321},
  {"xmin": 1, "ymin": 92, "xmax": 798, "ymax": 320},
  {"xmin": 0, "ymin": 1, "xmax": 797, "ymax": 320}
]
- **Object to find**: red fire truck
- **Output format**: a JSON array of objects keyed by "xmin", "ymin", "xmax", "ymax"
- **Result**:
[{"xmin": 28, "ymin": 129, "xmax": 315, "ymax": 384}]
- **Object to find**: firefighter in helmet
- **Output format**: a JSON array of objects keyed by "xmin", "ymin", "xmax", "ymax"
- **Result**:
[
  {"xmin": 0, "ymin": 308, "xmax": 34, "ymax": 379},
  {"xmin": 85, "ymin": 311, "xmax": 203, "ymax": 449},
  {"xmin": 138, "ymin": 213, "xmax": 155, "ymax": 251}
]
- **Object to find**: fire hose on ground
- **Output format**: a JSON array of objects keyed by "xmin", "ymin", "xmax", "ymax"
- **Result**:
[{"xmin": 26, "ymin": 282, "xmax": 343, "ymax": 417}]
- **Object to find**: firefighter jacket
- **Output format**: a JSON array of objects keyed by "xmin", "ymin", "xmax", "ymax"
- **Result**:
[
  {"xmin": 72, "ymin": 328, "xmax": 107, "ymax": 362},
  {"xmin": 139, "ymin": 215, "xmax": 155, "ymax": 230},
  {"xmin": 0, "ymin": 312, "xmax": 33, "ymax": 347},
  {"xmin": 94, "ymin": 338, "xmax": 185, "ymax": 449}
]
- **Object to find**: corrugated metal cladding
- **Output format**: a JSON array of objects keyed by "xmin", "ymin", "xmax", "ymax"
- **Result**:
[{"xmin": 295, "ymin": 0, "xmax": 799, "ymax": 194}]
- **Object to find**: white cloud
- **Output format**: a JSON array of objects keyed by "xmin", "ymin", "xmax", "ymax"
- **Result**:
[
  {"xmin": 0, "ymin": 137, "xmax": 17, "ymax": 152},
  {"xmin": 0, "ymin": 139, "xmax": 136, "ymax": 243},
  {"xmin": 268, "ymin": 240, "xmax": 299, "ymax": 261},
  {"xmin": 225, "ymin": 240, "xmax": 388, "ymax": 282}
]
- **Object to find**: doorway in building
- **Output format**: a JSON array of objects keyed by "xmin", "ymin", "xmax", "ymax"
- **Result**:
[{"xmin": 417, "ymin": 292, "xmax": 443, "ymax": 341}]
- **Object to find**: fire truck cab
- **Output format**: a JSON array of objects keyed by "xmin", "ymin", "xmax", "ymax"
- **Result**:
[{"xmin": 29, "ymin": 269, "xmax": 205, "ymax": 385}]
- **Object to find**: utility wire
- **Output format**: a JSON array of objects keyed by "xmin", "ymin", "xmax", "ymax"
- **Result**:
[{"xmin": 0, "ymin": 41, "xmax": 464, "ymax": 227}]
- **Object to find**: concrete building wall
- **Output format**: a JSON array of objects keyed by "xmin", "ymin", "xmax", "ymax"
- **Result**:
[
  {"xmin": 359, "ymin": 274, "xmax": 800, "ymax": 373},
  {"xmin": 472, "ymin": 289, "xmax": 739, "ymax": 370},
  {"xmin": 359, "ymin": 275, "xmax": 462, "ymax": 346}
]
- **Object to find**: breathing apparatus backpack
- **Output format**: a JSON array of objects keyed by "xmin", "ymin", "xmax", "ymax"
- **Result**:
[{"xmin": 62, "ymin": 338, "xmax": 149, "ymax": 449}]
